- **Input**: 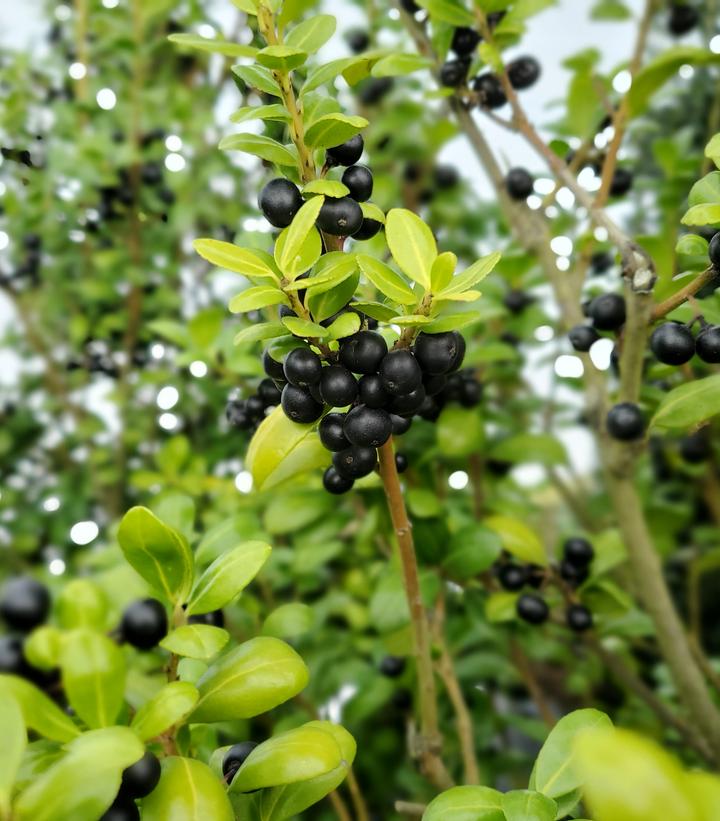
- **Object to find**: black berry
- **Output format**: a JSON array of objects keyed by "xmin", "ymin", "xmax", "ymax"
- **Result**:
[
  {"xmin": 333, "ymin": 445, "xmax": 377, "ymax": 479},
  {"xmin": 606, "ymin": 402, "xmax": 645, "ymax": 441},
  {"xmin": 709, "ymin": 232, "xmax": 720, "ymax": 270},
  {"xmin": 505, "ymin": 168, "xmax": 534, "ymax": 201},
  {"xmin": 591, "ymin": 251, "xmax": 613, "ymax": 274},
  {"xmin": 413, "ymin": 331, "xmax": 463, "ymax": 375},
  {"xmin": 504, "ymin": 289, "xmax": 533, "ymax": 314},
  {"xmin": 120, "ymin": 599, "xmax": 168, "ymax": 650},
  {"xmin": 390, "ymin": 414, "xmax": 412, "ymax": 435},
  {"xmin": 459, "ymin": 378, "xmax": 482, "ymax": 408},
  {"xmin": 423, "ymin": 373, "xmax": 447, "ymax": 396},
  {"xmin": 119, "ymin": 751, "xmax": 161, "ymax": 799},
  {"xmin": 569, "ymin": 325, "xmax": 600, "ymax": 352},
  {"xmin": 696, "ymin": 325, "xmax": 720, "ymax": 363},
  {"xmin": 563, "ymin": 537, "xmax": 594, "ymax": 567},
  {"xmin": 0, "ymin": 636, "xmax": 27, "ymax": 675},
  {"xmin": 679, "ymin": 429, "xmax": 710, "ymax": 463},
  {"xmin": 379, "ymin": 655, "xmax": 406, "ymax": 678},
  {"xmin": 471, "ymin": 74, "xmax": 506, "ymax": 108},
  {"xmin": 507, "ymin": 56, "xmax": 541, "ymax": 90},
  {"xmin": 669, "ymin": 3, "xmax": 699, "ymax": 35},
  {"xmin": 223, "ymin": 742, "xmax": 258, "ymax": 783},
  {"xmin": 258, "ymin": 178, "xmax": 303, "ymax": 228},
  {"xmin": 283, "ymin": 348, "xmax": 322, "ymax": 387},
  {"xmin": 317, "ymin": 197, "xmax": 363, "ymax": 236},
  {"xmin": 345, "ymin": 28, "xmax": 370, "ymax": 53},
  {"xmin": 281, "ymin": 384, "xmax": 324, "ymax": 423},
  {"xmin": 339, "ymin": 331, "xmax": 388, "ymax": 373},
  {"xmin": 258, "ymin": 378, "xmax": 282, "ymax": 406},
  {"xmin": 343, "ymin": 405, "xmax": 392, "ymax": 448},
  {"xmin": 323, "ymin": 466, "xmax": 354, "ymax": 494},
  {"xmin": 650, "ymin": 322, "xmax": 695, "ymax": 365},
  {"xmin": 342, "ymin": 165, "xmax": 373, "ymax": 201},
  {"xmin": 588, "ymin": 293, "xmax": 626, "ymax": 331},
  {"xmin": 560, "ymin": 558, "xmax": 589, "ymax": 587},
  {"xmin": 451, "ymin": 26, "xmax": 481, "ymax": 56},
  {"xmin": 498, "ymin": 564, "xmax": 527, "ymax": 591},
  {"xmin": 326, "ymin": 135, "xmax": 364, "ymax": 166},
  {"xmin": 99, "ymin": 798, "xmax": 140, "ymax": 821},
  {"xmin": 434, "ymin": 165, "xmax": 459, "ymax": 189},
  {"xmin": 390, "ymin": 385, "xmax": 427, "ymax": 415},
  {"xmin": 319, "ymin": 413, "xmax": 350, "ymax": 451},
  {"xmin": 319, "ymin": 365, "xmax": 358, "ymax": 407},
  {"xmin": 358, "ymin": 374, "xmax": 389, "ymax": 408},
  {"xmin": 566, "ymin": 604, "xmax": 593, "ymax": 632},
  {"xmin": 395, "ymin": 453, "xmax": 408, "ymax": 473},
  {"xmin": 379, "ymin": 350, "xmax": 422, "ymax": 395},
  {"xmin": 353, "ymin": 217, "xmax": 383, "ymax": 241},
  {"xmin": 609, "ymin": 168, "xmax": 633, "ymax": 197},
  {"xmin": 516, "ymin": 593, "xmax": 549, "ymax": 625},
  {"xmin": 0, "ymin": 577, "xmax": 50, "ymax": 632},
  {"xmin": 246, "ymin": 395, "xmax": 266, "ymax": 420},
  {"xmin": 226, "ymin": 399, "xmax": 251, "ymax": 431},
  {"xmin": 440, "ymin": 58, "xmax": 469, "ymax": 87},
  {"xmin": 188, "ymin": 610, "xmax": 225, "ymax": 627}
]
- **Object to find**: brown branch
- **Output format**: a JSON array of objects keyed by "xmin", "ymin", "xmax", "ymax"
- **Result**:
[{"xmin": 652, "ymin": 267, "xmax": 716, "ymax": 319}]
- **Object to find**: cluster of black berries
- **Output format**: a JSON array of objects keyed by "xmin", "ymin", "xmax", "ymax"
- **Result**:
[
  {"xmin": 471, "ymin": 55, "xmax": 540, "ymax": 110},
  {"xmin": 0, "ymin": 233, "xmax": 42, "ymax": 290},
  {"xmin": 565, "ymin": 144, "xmax": 634, "ymax": 199},
  {"xmin": 499, "ymin": 538, "xmax": 594, "ymax": 632},
  {"xmin": 0, "ymin": 577, "xmax": 56, "ymax": 683},
  {"xmin": 650, "ymin": 320, "xmax": 720, "ymax": 366},
  {"xmin": 263, "ymin": 329, "xmax": 468, "ymax": 494},
  {"xmin": 100, "ymin": 751, "xmax": 161, "ymax": 821},
  {"xmin": 436, "ymin": 16, "xmax": 510, "ymax": 92},
  {"xmin": 226, "ymin": 376, "xmax": 282, "ymax": 433},
  {"xmin": 668, "ymin": 2, "xmax": 699, "ymax": 35},
  {"xmin": 259, "ymin": 134, "xmax": 381, "ymax": 241},
  {"xmin": 400, "ymin": 161, "xmax": 460, "ymax": 205}
]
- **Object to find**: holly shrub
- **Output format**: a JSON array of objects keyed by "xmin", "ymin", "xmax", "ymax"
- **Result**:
[{"xmin": 3, "ymin": 0, "xmax": 720, "ymax": 819}]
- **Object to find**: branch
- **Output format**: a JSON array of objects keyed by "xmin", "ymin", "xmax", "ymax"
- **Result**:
[{"xmin": 652, "ymin": 267, "xmax": 717, "ymax": 319}]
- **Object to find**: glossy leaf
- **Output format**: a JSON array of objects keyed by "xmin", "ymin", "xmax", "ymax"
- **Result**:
[
  {"xmin": 501, "ymin": 790, "xmax": 557, "ymax": 821},
  {"xmin": 285, "ymin": 14, "xmax": 336, "ymax": 53},
  {"xmin": 232, "ymin": 64, "xmax": 282, "ymax": 97},
  {"xmin": 681, "ymin": 203, "xmax": 720, "ymax": 226},
  {"xmin": 130, "ymin": 681, "xmax": 199, "ymax": 741},
  {"xmin": 0, "ymin": 676, "xmax": 79, "ymax": 742},
  {"xmin": 0, "ymin": 695, "xmax": 25, "ymax": 815},
  {"xmin": 357, "ymin": 254, "xmax": 417, "ymax": 304},
  {"xmin": 436, "ymin": 405, "xmax": 484, "ymax": 457},
  {"xmin": 256, "ymin": 45, "xmax": 307, "ymax": 72},
  {"xmin": 484, "ymin": 515, "xmax": 547, "ymax": 566},
  {"xmin": 275, "ymin": 224, "xmax": 323, "ymax": 279},
  {"xmin": 186, "ymin": 540, "xmax": 272, "ymax": 615},
  {"xmin": 142, "ymin": 757, "xmax": 234, "ymax": 821},
  {"xmin": 422, "ymin": 785, "xmax": 505, "ymax": 821},
  {"xmin": 191, "ymin": 637, "xmax": 309, "ymax": 722},
  {"xmin": 676, "ymin": 233, "xmax": 708, "ymax": 256},
  {"xmin": 218, "ymin": 133, "xmax": 296, "ymax": 166},
  {"xmin": 229, "ymin": 285, "xmax": 289, "ymax": 314},
  {"xmin": 192, "ymin": 240, "xmax": 279, "ymax": 280},
  {"xmin": 385, "ymin": 208, "xmax": 436, "ymax": 290},
  {"xmin": 230, "ymin": 104, "xmax": 291, "ymax": 124},
  {"xmin": 430, "ymin": 251, "xmax": 457, "ymax": 292},
  {"xmin": 305, "ymin": 113, "xmax": 368, "ymax": 149},
  {"xmin": 160, "ymin": 625, "xmax": 229, "ymax": 660},
  {"xmin": 168, "ymin": 33, "xmax": 257, "ymax": 58},
  {"xmin": 262, "ymin": 602, "xmax": 314, "ymax": 638},
  {"xmin": 327, "ymin": 311, "xmax": 361, "ymax": 340},
  {"xmin": 234, "ymin": 322, "xmax": 289, "ymax": 345},
  {"xmin": 438, "ymin": 251, "xmax": 501, "ymax": 297},
  {"xmin": 303, "ymin": 179, "xmax": 349, "ymax": 197},
  {"xmin": 650, "ymin": 374, "xmax": 720, "ymax": 430},
  {"xmin": 371, "ymin": 53, "xmax": 433, "ymax": 77},
  {"xmin": 118, "ymin": 506, "xmax": 194, "ymax": 604},
  {"xmin": 279, "ymin": 196, "xmax": 325, "ymax": 276},
  {"xmin": 23, "ymin": 625, "xmax": 62, "ymax": 670}
]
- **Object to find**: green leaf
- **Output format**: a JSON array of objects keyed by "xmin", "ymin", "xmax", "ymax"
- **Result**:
[
  {"xmin": 232, "ymin": 64, "xmax": 282, "ymax": 97},
  {"xmin": 168, "ymin": 33, "xmax": 257, "ymax": 57},
  {"xmin": 423, "ymin": 311, "xmax": 483, "ymax": 332},
  {"xmin": 234, "ymin": 322, "xmax": 290, "ymax": 345},
  {"xmin": 681, "ymin": 204, "xmax": 720, "ymax": 226},
  {"xmin": 287, "ymin": 253, "xmax": 357, "ymax": 295},
  {"xmin": 230, "ymin": 103, "xmax": 291, "ymax": 124},
  {"xmin": 285, "ymin": 15, "xmax": 337, "ymax": 53},
  {"xmin": 0, "ymin": 676, "xmax": 79, "ymax": 742},
  {"xmin": 275, "ymin": 224, "xmax": 323, "ymax": 280},
  {"xmin": 651, "ymin": 374, "xmax": 720, "ymax": 430},
  {"xmin": 534, "ymin": 708, "xmax": 613, "ymax": 798},
  {"xmin": 310, "ymin": 270, "xmax": 360, "ymax": 321},
  {"xmin": 230, "ymin": 724, "xmax": 342, "ymax": 792},
  {"xmin": 430, "ymin": 251, "xmax": 457, "ymax": 292},
  {"xmin": 438, "ymin": 252, "xmax": 501, "ymax": 297},
  {"xmin": 484, "ymin": 515, "xmax": 547, "ymax": 565},
  {"xmin": 305, "ymin": 114, "xmax": 368, "ymax": 149},
  {"xmin": 371, "ymin": 53, "xmax": 433, "ymax": 77},
  {"xmin": 442, "ymin": 526, "xmax": 503, "ymax": 580},
  {"xmin": 327, "ymin": 311, "xmax": 361, "ymax": 340},
  {"xmin": 229, "ymin": 285, "xmax": 289, "ymax": 314},
  {"xmin": 565, "ymin": 69, "xmax": 604, "ymax": 138},
  {"xmin": 415, "ymin": 0, "xmax": 475, "ymax": 26},
  {"xmin": 118, "ymin": 506, "xmax": 194, "ymax": 604},
  {"xmin": 350, "ymin": 300, "xmax": 397, "ymax": 322},
  {"xmin": 357, "ymin": 254, "xmax": 417, "ymax": 304},
  {"xmin": 385, "ymin": 209, "xmax": 436, "ymax": 290},
  {"xmin": 186, "ymin": 541, "xmax": 272, "ymax": 615},
  {"xmin": 591, "ymin": 0, "xmax": 631, "ymax": 19},
  {"xmin": 247, "ymin": 406, "xmax": 327, "ymax": 490},
  {"xmin": 191, "ymin": 637, "xmax": 309, "ymax": 722},
  {"xmin": 303, "ymin": 179, "xmax": 349, "ymax": 197},
  {"xmin": 14, "ymin": 727, "xmax": 144, "ymax": 821},
  {"xmin": 279, "ymin": 197, "xmax": 325, "ymax": 276},
  {"xmin": 676, "ymin": 234, "xmax": 709, "ymax": 256},
  {"xmin": 262, "ymin": 602, "xmax": 314, "ymax": 639},
  {"xmin": 360, "ymin": 201, "xmax": 385, "ymax": 223},
  {"xmin": 142, "ymin": 757, "xmax": 234, "ymax": 821},
  {"xmin": 687, "ymin": 170, "xmax": 720, "ymax": 207},
  {"xmin": 489, "ymin": 434, "xmax": 567, "ymax": 465},
  {"xmin": 219, "ymin": 133, "xmax": 296, "ymax": 166},
  {"xmin": 282, "ymin": 316, "xmax": 329, "ymax": 337},
  {"xmin": 485, "ymin": 591, "xmax": 520, "ymax": 623},
  {"xmin": 130, "ymin": 681, "xmax": 199, "ymax": 741},
  {"xmin": 256, "ymin": 45, "xmax": 307, "ymax": 72},
  {"xmin": 24, "ymin": 626, "xmax": 62, "ymax": 670},
  {"xmin": 0, "ymin": 696, "xmax": 25, "ymax": 815},
  {"xmin": 302, "ymin": 56, "xmax": 363, "ymax": 94},
  {"xmin": 160, "ymin": 625, "xmax": 229, "ymax": 660},
  {"xmin": 230, "ymin": 0, "xmax": 258, "ymax": 14},
  {"xmin": 705, "ymin": 134, "xmax": 720, "ymax": 170},
  {"xmin": 193, "ymin": 240, "xmax": 279, "ymax": 280},
  {"xmin": 423, "ymin": 786, "xmax": 505, "ymax": 821},
  {"xmin": 501, "ymin": 790, "xmax": 557, "ymax": 821},
  {"xmin": 436, "ymin": 405, "xmax": 484, "ymax": 457}
]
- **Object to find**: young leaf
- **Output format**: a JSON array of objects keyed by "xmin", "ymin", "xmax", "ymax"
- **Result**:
[
  {"xmin": 56, "ymin": 579, "xmax": 107, "ymax": 629},
  {"xmin": 186, "ymin": 541, "xmax": 272, "ymax": 615},
  {"xmin": 423, "ymin": 311, "xmax": 483, "ymax": 332},
  {"xmin": 229, "ymin": 285, "xmax": 289, "ymax": 314},
  {"xmin": 675, "ymin": 234, "xmax": 709, "ymax": 256},
  {"xmin": 142, "ymin": 758, "xmax": 234, "ymax": 821},
  {"xmin": 130, "ymin": 681, "xmax": 199, "ymax": 741},
  {"xmin": 0, "ymin": 696, "xmax": 25, "ymax": 816},
  {"xmin": 285, "ymin": 14, "xmax": 337, "ymax": 53},
  {"xmin": 357, "ymin": 254, "xmax": 417, "ymax": 304},
  {"xmin": 415, "ymin": 0, "xmax": 476, "ymax": 25},
  {"xmin": 262, "ymin": 602, "xmax": 314, "ymax": 639},
  {"xmin": 651, "ymin": 374, "xmax": 720, "ymax": 430},
  {"xmin": 191, "ymin": 637, "xmax": 309, "ymax": 722},
  {"xmin": 230, "ymin": 103, "xmax": 292, "ymax": 124},
  {"xmin": 279, "ymin": 196, "xmax": 326, "ymax": 276},
  {"xmin": 502, "ymin": 790, "xmax": 557, "ymax": 821},
  {"xmin": 230, "ymin": 0, "xmax": 258, "ymax": 14},
  {"xmin": 193, "ymin": 240, "xmax": 279, "ymax": 280},
  {"xmin": 24, "ymin": 626, "xmax": 63, "ymax": 671},
  {"xmin": 282, "ymin": 316, "xmax": 330, "ymax": 337},
  {"xmin": 385, "ymin": 209, "xmax": 436, "ymax": 290},
  {"xmin": 687, "ymin": 170, "xmax": 720, "ymax": 207},
  {"xmin": 423, "ymin": 785, "xmax": 505, "ymax": 821},
  {"xmin": 160, "ymin": 625, "xmax": 229, "ymax": 660},
  {"xmin": 305, "ymin": 113, "xmax": 368, "ymax": 149},
  {"xmin": 0, "ymin": 676, "xmax": 79, "ymax": 742},
  {"xmin": 484, "ymin": 515, "xmax": 547, "ymax": 566},
  {"xmin": 275, "ymin": 225, "xmax": 323, "ymax": 280},
  {"xmin": 371, "ymin": 53, "xmax": 433, "ymax": 77},
  {"xmin": 117, "ymin": 506, "xmax": 194, "ymax": 604},
  {"xmin": 218, "ymin": 133, "xmax": 296, "ymax": 166},
  {"xmin": 360, "ymin": 201, "xmax": 385, "ymax": 223},
  {"xmin": 256, "ymin": 45, "xmax": 308, "ymax": 72},
  {"xmin": 486, "ymin": 591, "xmax": 520, "ymax": 623},
  {"xmin": 430, "ymin": 251, "xmax": 457, "ymax": 292},
  {"xmin": 302, "ymin": 56, "xmax": 362, "ymax": 94},
  {"xmin": 438, "ymin": 251, "xmax": 501, "ymax": 297},
  {"xmin": 232, "ymin": 64, "xmax": 282, "ymax": 97},
  {"xmin": 681, "ymin": 203, "xmax": 720, "ymax": 226},
  {"xmin": 303, "ymin": 179, "xmax": 350, "ymax": 197},
  {"xmin": 285, "ymin": 253, "xmax": 357, "ymax": 294},
  {"xmin": 168, "ymin": 33, "xmax": 257, "ymax": 57},
  {"xmin": 706, "ymin": 134, "xmax": 720, "ymax": 170},
  {"xmin": 327, "ymin": 311, "xmax": 361, "ymax": 339}
]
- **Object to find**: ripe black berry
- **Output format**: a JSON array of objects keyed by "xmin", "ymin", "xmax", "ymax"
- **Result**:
[
  {"xmin": 668, "ymin": 3, "xmax": 699, "ymax": 35},
  {"xmin": 391, "ymin": 414, "xmax": 412, "ymax": 435},
  {"xmin": 459, "ymin": 379, "xmax": 482, "ymax": 408},
  {"xmin": 188, "ymin": 610, "xmax": 225, "ymax": 627},
  {"xmin": 679, "ymin": 429, "xmax": 709, "ymax": 463},
  {"xmin": 591, "ymin": 250, "xmax": 613, "ymax": 274},
  {"xmin": 498, "ymin": 564, "xmax": 527, "ymax": 591},
  {"xmin": 342, "ymin": 165, "xmax": 373, "ymax": 202},
  {"xmin": 99, "ymin": 798, "xmax": 140, "ymax": 821},
  {"xmin": 283, "ymin": 348, "xmax": 322, "ymax": 387},
  {"xmin": 223, "ymin": 742, "xmax": 258, "ymax": 783},
  {"xmin": 326, "ymin": 135, "xmax": 364, "ymax": 167},
  {"xmin": 504, "ymin": 289, "xmax": 533, "ymax": 314},
  {"xmin": 258, "ymin": 178, "xmax": 303, "ymax": 228},
  {"xmin": 319, "ymin": 413, "xmax": 350, "ymax": 451},
  {"xmin": 120, "ymin": 599, "xmax": 167, "ymax": 650},
  {"xmin": 395, "ymin": 453, "xmax": 408, "ymax": 473},
  {"xmin": 696, "ymin": 325, "xmax": 720, "ymax": 363},
  {"xmin": 258, "ymin": 378, "xmax": 282, "ymax": 406},
  {"xmin": 358, "ymin": 77, "xmax": 394, "ymax": 106},
  {"xmin": 440, "ymin": 58, "xmax": 469, "ymax": 87},
  {"xmin": 344, "ymin": 405, "xmax": 392, "ymax": 448},
  {"xmin": 379, "ymin": 655, "xmax": 406, "ymax": 678},
  {"xmin": 281, "ymin": 384, "xmax": 324, "ymax": 423},
  {"xmin": 393, "ymin": 386, "xmax": 428, "ymax": 416},
  {"xmin": 317, "ymin": 197, "xmax": 363, "ymax": 236},
  {"xmin": 451, "ymin": 26, "xmax": 481, "ymax": 56},
  {"xmin": 319, "ymin": 365, "xmax": 358, "ymax": 407},
  {"xmin": 566, "ymin": 604, "xmax": 593, "ymax": 632},
  {"xmin": 505, "ymin": 168, "xmax": 534, "ymax": 201},
  {"xmin": 358, "ymin": 374, "xmax": 389, "ymax": 408},
  {"xmin": 353, "ymin": 217, "xmax": 382, "ymax": 241},
  {"xmin": 507, "ymin": 56, "xmax": 541, "ymax": 90},
  {"xmin": 650, "ymin": 322, "xmax": 695, "ymax": 365},
  {"xmin": 323, "ymin": 466, "xmax": 354, "ymax": 494},
  {"xmin": 345, "ymin": 28, "xmax": 370, "ymax": 53},
  {"xmin": 569, "ymin": 325, "xmax": 600, "ymax": 352},
  {"xmin": 434, "ymin": 165, "xmax": 459, "ymax": 189},
  {"xmin": 471, "ymin": 74, "xmax": 507, "ymax": 108},
  {"xmin": 245, "ymin": 395, "xmax": 266, "ymax": 420},
  {"xmin": 563, "ymin": 537, "xmax": 594, "ymax": 567},
  {"xmin": 120, "ymin": 751, "xmax": 161, "ymax": 799},
  {"xmin": 709, "ymin": 232, "xmax": 720, "ymax": 270},
  {"xmin": 380, "ymin": 350, "xmax": 422, "ymax": 395},
  {"xmin": 333, "ymin": 445, "xmax": 377, "ymax": 479},
  {"xmin": 413, "ymin": 331, "xmax": 463, "ymax": 375},
  {"xmin": 588, "ymin": 293, "xmax": 626, "ymax": 330},
  {"xmin": 609, "ymin": 167, "xmax": 633, "ymax": 197},
  {"xmin": 423, "ymin": 373, "xmax": 447, "ymax": 397},
  {"xmin": 339, "ymin": 331, "xmax": 388, "ymax": 373},
  {"xmin": 0, "ymin": 636, "xmax": 27, "ymax": 675},
  {"xmin": 606, "ymin": 402, "xmax": 644, "ymax": 441},
  {"xmin": 226, "ymin": 400, "xmax": 250, "ymax": 430},
  {"xmin": 0, "ymin": 577, "xmax": 50, "ymax": 632},
  {"xmin": 400, "ymin": 0, "xmax": 420, "ymax": 12},
  {"xmin": 516, "ymin": 593, "xmax": 549, "ymax": 625}
]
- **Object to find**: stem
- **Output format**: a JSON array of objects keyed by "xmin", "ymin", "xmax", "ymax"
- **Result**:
[
  {"xmin": 377, "ymin": 439, "xmax": 453, "ymax": 790},
  {"xmin": 652, "ymin": 267, "xmax": 717, "ymax": 319},
  {"xmin": 509, "ymin": 639, "xmax": 555, "ymax": 729},
  {"xmin": 344, "ymin": 768, "xmax": 370, "ymax": 821}
]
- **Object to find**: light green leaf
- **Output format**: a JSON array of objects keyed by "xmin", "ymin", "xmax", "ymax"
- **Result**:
[
  {"xmin": 230, "ymin": 0, "xmax": 258, "ymax": 14},
  {"xmin": 286, "ymin": 253, "xmax": 357, "ymax": 294},
  {"xmin": 256, "ymin": 44, "xmax": 307, "ymax": 72},
  {"xmin": 371, "ymin": 53, "xmax": 433, "ymax": 77},
  {"xmin": 275, "ymin": 224, "xmax": 323, "ymax": 280},
  {"xmin": 485, "ymin": 591, "xmax": 519, "ymax": 623},
  {"xmin": 142, "ymin": 757, "xmax": 234, "ymax": 821},
  {"xmin": 187, "ymin": 541, "xmax": 272, "ymax": 615},
  {"xmin": 160, "ymin": 625, "xmax": 229, "ymax": 660},
  {"xmin": 0, "ymin": 676, "xmax": 79, "ymax": 742},
  {"xmin": 705, "ymin": 134, "xmax": 720, "ymax": 170},
  {"xmin": 438, "ymin": 251, "xmax": 501, "ymax": 297},
  {"xmin": 385, "ymin": 208, "xmax": 436, "ymax": 290},
  {"xmin": 234, "ymin": 322, "xmax": 290, "ymax": 345},
  {"xmin": 262, "ymin": 603, "xmax": 314, "ymax": 639},
  {"xmin": 303, "ymin": 179, "xmax": 349, "ymax": 198},
  {"xmin": 651, "ymin": 374, "xmax": 720, "ymax": 430},
  {"xmin": 327, "ymin": 311, "xmax": 361, "ymax": 340},
  {"xmin": 191, "ymin": 637, "xmax": 309, "ymax": 723},
  {"xmin": 434, "ymin": 290, "xmax": 482, "ymax": 303},
  {"xmin": 415, "ymin": 0, "xmax": 475, "ymax": 25},
  {"xmin": 357, "ymin": 254, "xmax": 417, "ymax": 304},
  {"xmin": 349, "ymin": 301, "xmax": 397, "ymax": 322},
  {"xmin": 230, "ymin": 104, "xmax": 291, "ymax": 124},
  {"xmin": 282, "ymin": 316, "xmax": 330, "ymax": 337},
  {"xmin": 130, "ymin": 681, "xmax": 199, "ymax": 741},
  {"xmin": 591, "ymin": 0, "xmax": 631, "ymax": 19},
  {"xmin": 682, "ymin": 204, "xmax": 720, "ymax": 226},
  {"xmin": 279, "ymin": 197, "xmax": 325, "ymax": 276},
  {"xmin": 676, "ymin": 234, "xmax": 709, "ymax": 256},
  {"xmin": 489, "ymin": 434, "xmax": 567, "ymax": 465},
  {"xmin": 118, "ymin": 506, "xmax": 194, "ymax": 604},
  {"xmin": 430, "ymin": 251, "xmax": 457, "ymax": 292},
  {"xmin": 484, "ymin": 515, "xmax": 547, "ymax": 566},
  {"xmin": 687, "ymin": 170, "xmax": 720, "ymax": 207},
  {"xmin": 423, "ymin": 311, "xmax": 482, "ymax": 332},
  {"xmin": 218, "ymin": 133, "xmax": 296, "ymax": 166},
  {"xmin": 193, "ymin": 240, "xmax": 279, "ymax": 280},
  {"xmin": 24, "ymin": 626, "xmax": 63, "ymax": 670},
  {"xmin": 305, "ymin": 114, "xmax": 368, "ymax": 149},
  {"xmin": 436, "ymin": 405, "xmax": 484, "ymax": 457},
  {"xmin": 0, "ymin": 696, "xmax": 25, "ymax": 815},
  {"xmin": 302, "ymin": 57, "xmax": 363, "ymax": 94},
  {"xmin": 501, "ymin": 790, "xmax": 557, "ymax": 821},
  {"xmin": 229, "ymin": 285, "xmax": 289, "ymax": 314},
  {"xmin": 422, "ymin": 785, "xmax": 505, "ymax": 821},
  {"xmin": 285, "ymin": 14, "xmax": 336, "ymax": 53},
  {"xmin": 232, "ymin": 64, "xmax": 282, "ymax": 97},
  {"xmin": 168, "ymin": 33, "xmax": 257, "ymax": 57},
  {"xmin": 360, "ymin": 202, "xmax": 385, "ymax": 223}
]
